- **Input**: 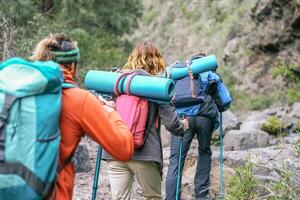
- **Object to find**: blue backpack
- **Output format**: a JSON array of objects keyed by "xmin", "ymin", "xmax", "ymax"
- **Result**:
[
  {"xmin": 0, "ymin": 58, "xmax": 64, "ymax": 200},
  {"xmin": 169, "ymin": 65, "xmax": 231, "ymax": 116},
  {"xmin": 167, "ymin": 60, "xmax": 205, "ymax": 108},
  {"xmin": 207, "ymin": 73, "xmax": 232, "ymax": 112}
]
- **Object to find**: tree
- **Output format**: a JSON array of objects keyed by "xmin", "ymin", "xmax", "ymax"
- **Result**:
[{"xmin": 0, "ymin": 0, "xmax": 142, "ymax": 77}]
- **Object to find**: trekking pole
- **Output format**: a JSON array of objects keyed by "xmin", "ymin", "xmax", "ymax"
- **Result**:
[
  {"xmin": 92, "ymin": 145, "xmax": 102, "ymax": 200},
  {"xmin": 176, "ymin": 135, "xmax": 184, "ymax": 200},
  {"xmin": 219, "ymin": 113, "xmax": 223, "ymax": 200}
]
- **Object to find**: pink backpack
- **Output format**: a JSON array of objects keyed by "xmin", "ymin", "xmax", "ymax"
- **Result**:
[{"xmin": 114, "ymin": 72, "xmax": 149, "ymax": 149}]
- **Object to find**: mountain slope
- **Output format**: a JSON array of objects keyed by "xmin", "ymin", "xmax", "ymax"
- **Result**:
[{"xmin": 129, "ymin": 0, "xmax": 300, "ymax": 111}]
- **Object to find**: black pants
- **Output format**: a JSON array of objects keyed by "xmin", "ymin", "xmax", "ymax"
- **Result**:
[{"xmin": 165, "ymin": 116, "xmax": 214, "ymax": 199}]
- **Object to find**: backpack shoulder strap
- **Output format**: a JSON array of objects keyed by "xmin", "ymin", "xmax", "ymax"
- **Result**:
[
  {"xmin": 62, "ymin": 83, "xmax": 76, "ymax": 89},
  {"xmin": 167, "ymin": 60, "xmax": 180, "ymax": 79},
  {"xmin": 0, "ymin": 93, "xmax": 17, "ymax": 161}
]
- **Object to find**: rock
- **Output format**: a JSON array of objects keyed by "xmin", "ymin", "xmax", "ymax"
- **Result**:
[
  {"xmin": 240, "ymin": 120, "xmax": 264, "ymax": 130},
  {"xmin": 283, "ymin": 134, "xmax": 300, "ymax": 144},
  {"xmin": 222, "ymin": 110, "xmax": 241, "ymax": 135},
  {"xmin": 254, "ymin": 175, "xmax": 279, "ymax": 183},
  {"xmin": 223, "ymin": 129, "xmax": 269, "ymax": 151},
  {"xmin": 73, "ymin": 144, "xmax": 92, "ymax": 173},
  {"xmin": 243, "ymin": 110, "xmax": 271, "ymax": 122},
  {"xmin": 290, "ymin": 102, "xmax": 300, "ymax": 118},
  {"xmin": 281, "ymin": 115, "xmax": 293, "ymax": 130}
]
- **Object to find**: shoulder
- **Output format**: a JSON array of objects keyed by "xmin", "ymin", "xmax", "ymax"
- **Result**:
[{"xmin": 62, "ymin": 87, "xmax": 92, "ymax": 106}]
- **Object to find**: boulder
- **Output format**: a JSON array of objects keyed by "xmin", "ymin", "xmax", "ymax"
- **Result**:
[
  {"xmin": 243, "ymin": 110, "xmax": 272, "ymax": 122},
  {"xmin": 223, "ymin": 129, "xmax": 269, "ymax": 151},
  {"xmin": 221, "ymin": 110, "xmax": 241, "ymax": 135},
  {"xmin": 240, "ymin": 120, "xmax": 264, "ymax": 130},
  {"xmin": 290, "ymin": 102, "xmax": 300, "ymax": 118}
]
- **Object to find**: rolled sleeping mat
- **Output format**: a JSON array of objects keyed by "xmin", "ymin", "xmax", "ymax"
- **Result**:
[
  {"xmin": 166, "ymin": 55, "xmax": 218, "ymax": 80},
  {"xmin": 84, "ymin": 70, "xmax": 175, "ymax": 103}
]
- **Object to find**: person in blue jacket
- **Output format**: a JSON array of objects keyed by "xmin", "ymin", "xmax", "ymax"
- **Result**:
[{"xmin": 165, "ymin": 53, "xmax": 226, "ymax": 200}]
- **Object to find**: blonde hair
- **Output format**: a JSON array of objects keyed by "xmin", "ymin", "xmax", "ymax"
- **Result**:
[
  {"xmin": 29, "ymin": 33, "xmax": 78, "ymax": 62},
  {"xmin": 123, "ymin": 41, "xmax": 165, "ymax": 75}
]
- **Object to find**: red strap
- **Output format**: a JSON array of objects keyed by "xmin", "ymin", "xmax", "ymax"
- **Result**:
[
  {"xmin": 114, "ymin": 72, "xmax": 131, "ymax": 96},
  {"xmin": 125, "ymin": 73, "xmax": 138, "ymax": 95}
]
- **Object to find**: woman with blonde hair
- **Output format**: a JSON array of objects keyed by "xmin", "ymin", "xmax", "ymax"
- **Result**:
[
  {"xmin": 102, "ymin": 41, "xmax": 188, "ymax": 200},
  {"xmin": 30, "ymin": 33, "xmax": 134, "ymax": 200}
]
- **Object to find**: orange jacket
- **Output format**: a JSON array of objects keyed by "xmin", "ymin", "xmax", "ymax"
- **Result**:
[{"xmin": 53, "ymin": 69, "xmax": 133, "ymax": 200}]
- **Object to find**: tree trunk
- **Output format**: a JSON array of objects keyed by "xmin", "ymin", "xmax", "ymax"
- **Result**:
[
  {"xmin": 40, "ymin": 0, "xmax": 54, "ymax": 15},
  {"xmin": 0, "ymin": 15, "xmax": 15, "ymax": 61}
]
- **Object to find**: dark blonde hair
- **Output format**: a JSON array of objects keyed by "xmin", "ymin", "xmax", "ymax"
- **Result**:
[
  {"xmin": 29, "ymin": 33, "xmax": 78, "ymax": 63},
  {"xmin": 123, "ymin": 41, "xmax": 165, "ymax": 75}
]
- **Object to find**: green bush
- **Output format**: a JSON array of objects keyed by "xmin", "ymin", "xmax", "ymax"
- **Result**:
[
  {"xmin": 226, "ymin": 160, "xmax": 258, "ymax": 200},
  {"xmin": 287, "ymin": 87, "xmax": 300, "ymax": 105},
  {"xmin": 261, "ymin": 116, "xmax": 285, "ymax": 136},
  {"xmin": 265, "ymin": 164, "xmax": 299, "ymax": 200},
  {"xmin": 272, "ymin": 65, "xmax": 297, "ymax": 80},
  {"xmin": 248, "ymin": 95, "xmax": 273, "ymax": 110}
]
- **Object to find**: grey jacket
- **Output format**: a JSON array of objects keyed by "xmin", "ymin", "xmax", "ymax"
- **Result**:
[{"xmin": 102, "ymin": 101, "xmax": 184, "ymax": 172}]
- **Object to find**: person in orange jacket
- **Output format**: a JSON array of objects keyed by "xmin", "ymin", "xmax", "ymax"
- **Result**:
[{"xmin": 29, "ymin": 33, "xmax": 134, "ymax": 200}]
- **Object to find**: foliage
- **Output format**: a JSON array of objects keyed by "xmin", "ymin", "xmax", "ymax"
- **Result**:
[
  {"xmin": 0, "ymin": 0, "xmax": 142, "ymax": 82},
  {"xmin": 272, "ymin": 65, "xmax": 299, "ymax": 81},
  {"xmin": 261, "ymin": 116, "xmax": 285, "ymax": 136},
  {"xmin": 226, "ymin": 159, "xmax": 258, "ymax": 200},
  {"xmin": 272, "ymin": 64, "xmax": 300, "ymax": 105},
  {"xmin": 265, "ymin": 164, "xmax": 299, "ymax": 200}
]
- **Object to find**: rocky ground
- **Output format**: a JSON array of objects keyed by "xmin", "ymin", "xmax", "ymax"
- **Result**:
[{"xmin": 73, "ymin": 103, "xmax": 300, "ymax": 200}]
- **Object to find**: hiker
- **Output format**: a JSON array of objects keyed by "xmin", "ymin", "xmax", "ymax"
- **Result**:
[
  {"xmin": 165, "ymin": 53, "xmax": 226, "ymax": 200},
  {"xmin": 102, "ymin": 41, "xmax": 189, "ymax": 200},
  {"xmin": 29, "ymin": 33, "xmax": 134, "ymax": 200}
]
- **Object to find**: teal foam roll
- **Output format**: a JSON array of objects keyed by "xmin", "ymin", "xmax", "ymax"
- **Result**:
[
  {"xmin": 84, "ymin": 70, "xmax": 176, "ymax": 102},
  {"xmin": 166, "ymin": 55, "xmax": 218, "ymax": 80}
]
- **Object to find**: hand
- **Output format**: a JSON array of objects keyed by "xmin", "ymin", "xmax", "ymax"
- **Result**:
[
  {"xmin": 103, "ymin": 104, "xmax": 115, "ymax": 113},
  {"xmin": 180, "ymin": 118, "xmax": 189, "ymax": 131},
  {"xmin": 97, "ymin": 95, "xmax": 107, "ymax": 104},
  {"xmin": 97, "ymin": 95, "xmax": 116, "ymax": 112},
  {"xmin": 105, "ymin": 100, "xmax": 116, "ymax": 109}
]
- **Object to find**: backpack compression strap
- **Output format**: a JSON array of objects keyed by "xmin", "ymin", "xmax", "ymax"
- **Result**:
[
  {"xmin": 125, "ymin": 73, "xmax": 138, "ymax": 95},
  {"xmin": 166, "ymin": 60, "xmax": 180, "ymax": 79},
  {"xmin": 114, "ymin": 72, "xmax": 132, "ymax": 96},
  {"xmin": 186, "ymin": 60, "xmax": 196, "ymax": 98},
  {"xmin": 0, "ymin": 93, "xmax": 17, "ymax": 162}
]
